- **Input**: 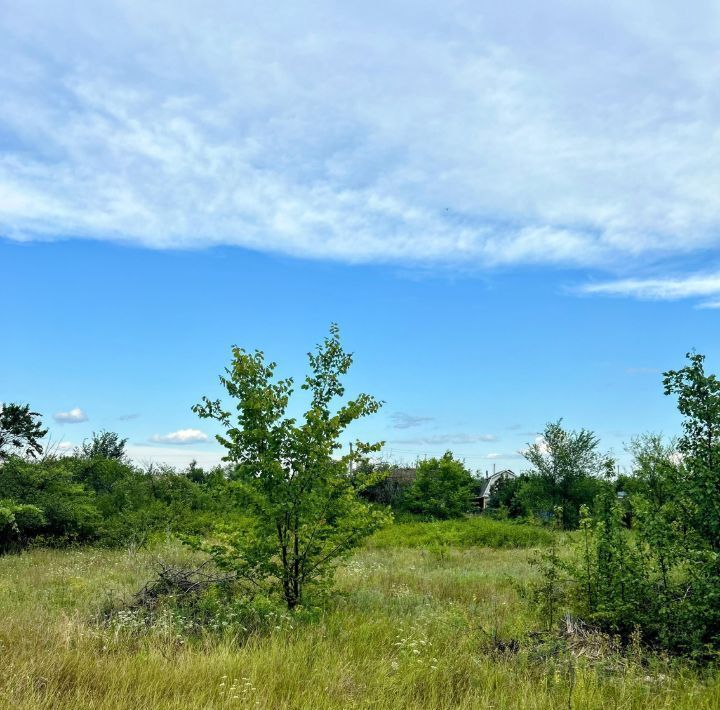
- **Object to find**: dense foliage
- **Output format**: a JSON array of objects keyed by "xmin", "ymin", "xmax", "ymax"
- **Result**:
[
  {"xmin": 546, "ymin": 352, "xmax": 720, "ymax": 657},
  {"xmin": 0, "ymin": 437, "xmax": 238, "ymax": 551},
  {"xmin": 403, "ymin": 452, "xmax": 475, "ymax": 519}
]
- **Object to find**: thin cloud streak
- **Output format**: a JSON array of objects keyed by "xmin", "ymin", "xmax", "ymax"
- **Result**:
[
  {"xmin": 579, "ymin": 271, "xmax": 720, "ymax": 307},
  {"xmin": 391, "ymin": 433, "xmax": 498, "ymax": 445},
  {"xmin": 390, "ymin": 412, "xmax": 434, "ymax": 429}
]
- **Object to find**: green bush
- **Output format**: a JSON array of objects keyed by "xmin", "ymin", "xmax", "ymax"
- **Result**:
[{"xmin": 0, "ymin": 500, "xmax": 45, "ymax": 553}]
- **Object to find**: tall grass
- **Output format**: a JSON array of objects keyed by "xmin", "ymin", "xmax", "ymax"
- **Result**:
[
  {"xmin": 0, "ymin": 538, "xmax": 717, "ymax": 708},
  {"xmin": 367, "ymin": 516, "xmax": 553, "ymax": 549}
]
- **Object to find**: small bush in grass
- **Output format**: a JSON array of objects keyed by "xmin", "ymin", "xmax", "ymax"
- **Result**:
[
  {"xmin": 105, "ymin": 561, "xmax": 323, "ymax": 644},
  {"xmin": 367, "ymin": 516, "xmax": 553, "ymax": 549}
]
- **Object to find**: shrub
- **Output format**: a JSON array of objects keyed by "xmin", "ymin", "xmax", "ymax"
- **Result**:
[{"xmin": 0, "ymin": 500, "xmax": 45, "ymax": 553}]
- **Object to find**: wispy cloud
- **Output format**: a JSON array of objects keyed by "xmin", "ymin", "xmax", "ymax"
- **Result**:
[
  {"xmin": 392, "ymin": 433, "xmax": 497, "ymax": 445},
  {"xmin": 390, "ymin": 412, "xmax": 434, "ymax": 429},
  {"xmin": 579, "ymin": 272, "xmax": 720, "ymax": 306},
  {"xmin": 118, "ymin": 413, "xmax": 140, "ymax": 421},
  {"xmin": 53, "ymin": 407, "xmax": 88, "ymax": 423},
  {"xmin": 148, "ymin": 428, "xmax": 209, "ymax": 445},
  {"xmin": 1, "ymin": 2, "xmax": 719, "ymax": 270}
]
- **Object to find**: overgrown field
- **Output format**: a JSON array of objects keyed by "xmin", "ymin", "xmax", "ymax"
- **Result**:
[
  {"xmin": 0, "ymin": 537, "xmax": 718, "ymax": 709},
  {"xmin": 367, "ymin": 516, "xmax": 553, "ymax": 549}
]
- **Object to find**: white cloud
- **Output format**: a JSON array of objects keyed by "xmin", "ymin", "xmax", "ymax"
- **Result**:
[
  {"xmin": 53, "ymin": 407, "xmax": 88, "ymax": 423},
  {"xmin": 148, "ymin": 428, "xmax": 210, "ymax": 445},
  {"xmin": 1, "ymin": 1, "xmax": 719, "ymax": 269},
  {"xmin": 126, "ymin": 444, "xmax": 223, "ymax": 469}
]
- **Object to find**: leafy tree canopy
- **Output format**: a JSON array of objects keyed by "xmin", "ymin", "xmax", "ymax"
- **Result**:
[{"xmin": 80, "ymin": 430, "xmax": 128, "ymax": 462}]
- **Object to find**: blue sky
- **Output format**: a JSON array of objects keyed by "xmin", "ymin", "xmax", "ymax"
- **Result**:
[{"xmin": 1, "ymin": 1, "xmax": 719, "ymax": 471}]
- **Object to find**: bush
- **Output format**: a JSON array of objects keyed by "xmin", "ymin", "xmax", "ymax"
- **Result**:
[
  {"xmin": 0, "ymin": 500, "xmax": 45, "ymax": 553},
  {"xmin": 517, "ymin": 421, "xmax": 612, "ymax": 529}
]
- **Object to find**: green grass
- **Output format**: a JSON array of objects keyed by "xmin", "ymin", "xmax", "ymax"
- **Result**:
[
  {"xmin": 0, "ymin": 528, "xmax": 717, "ymax": 708},
  {"xmin": 367, "ymin": 515, "xmax": 553, "ymax": 549}
]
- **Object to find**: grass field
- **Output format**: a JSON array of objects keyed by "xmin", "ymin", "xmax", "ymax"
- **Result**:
[
  {"xmin": 0, "ymin": 533, "xmax": 718, "ymax": 709},
  {"xmin": 366, "ymin": 516, "xmax": 553, "ymax": 549}
]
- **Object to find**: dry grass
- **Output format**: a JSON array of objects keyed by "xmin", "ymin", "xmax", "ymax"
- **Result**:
[{"xmin": 0, "ymin": 542, "xmax": 717, "ymax": 709}]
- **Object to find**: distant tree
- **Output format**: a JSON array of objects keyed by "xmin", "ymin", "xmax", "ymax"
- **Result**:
[
  {"xmin": 0, "ymin": 403, "xmax": 48, "ymax": 462},
  {"xmin": 80, "ymin": 430, "xmax": 128, "ymax": 461},
  {"xmin": 191, "ymin": 324, "xmax": 391, "ymax": 609},
  {"xmin": 405, "ymin": 452, "xmax": 474, "ymax": 519},
  {"xmin": 521, "ymin": 420, "xmax": 611, "ymax": 528}
]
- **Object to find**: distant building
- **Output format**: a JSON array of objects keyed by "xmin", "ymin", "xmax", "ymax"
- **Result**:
[{"xmin": 476, "ymin": 469, "xmax": 516, "ymax": 510}]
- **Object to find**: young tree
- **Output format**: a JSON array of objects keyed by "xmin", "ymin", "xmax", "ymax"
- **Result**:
[
  {"xmin": 405, "ymin": 452, "xmax": 475, "ymax": 519},
  {"xmin": 663, "ymin": 351, "xmax": 720, "ymax": 550},
  {"xmin": 0, "ymin": 403, "xmax": 48, "ymax": 462},
  {"xmin": 521, "ymin": 420, "xmax": 611, "ymax": 528},
  {"xmin": 192, "ymin": 324, "xmax": 391, "ymax": 609}
]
